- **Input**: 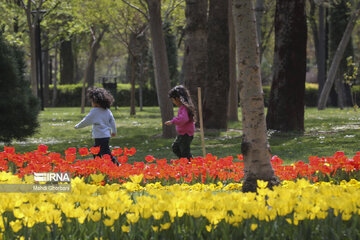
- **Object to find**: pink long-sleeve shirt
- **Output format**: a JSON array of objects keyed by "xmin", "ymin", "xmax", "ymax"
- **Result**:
[{"xmin": 171, "ymin": 105, "xmax": 195, "ymax": 136}]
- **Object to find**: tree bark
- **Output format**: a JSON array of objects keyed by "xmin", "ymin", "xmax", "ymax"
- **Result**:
[
  {"xmin": 42, "ymin": 32, "xmax": 50, "ymax": 107},
  {"xmin": 227, "ymin": 0, "xmax": 238, "ymax": 122},
  {"xmin": 266, "ymin": 0, "xmax": 307, "ymax": 132},
  {"xmin": 81, "ymin": 28, "xmax": 106, "ymax": 113},
  {"xmin": 233, "ymin": 0, "xmax": 279, "ymax": 193},
  {"xmin": 183, "ymin": 0, "xmax": 208, "ymax": 119},
  {"xmin": 255, "ymin": 0, "xmax": 264, "ymax": 58},
  {"xmin": 23, "ymin": 1, "xmax": 37, "ymax": 97},
  {"xmin": 60, "ymin": 39, "xmax": 75, "ymax": 84},
  {"xmin": 52, "ymin": 43, "xmax": 58, "ymax": 107},
  {"xmin": 130, "ymin": 53, "xmax": 136, "ymax": 116},
  {"xmin": 318, "ymin": 4, "xmax": 326, "ymax": 97},
  {"xmin": 317, "ymin": 2, "xmax": 360, "ymax": 110},
  {"xmin": 146, "ymin": 0, "xmax": 176, "ymax": 138},
  {"xmin": 203, "ymin": 0, "xmax": 229, "ymax": 129}
]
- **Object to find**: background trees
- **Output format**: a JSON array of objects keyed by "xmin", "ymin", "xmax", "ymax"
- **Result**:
[{"xmin": 1, "ymin": 1, "xmax": 360, "ymax": 146}]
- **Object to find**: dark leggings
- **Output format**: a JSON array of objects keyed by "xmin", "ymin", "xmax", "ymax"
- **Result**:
[
  {"xmin": 172, "ymin": 134, "xmax": 193, "ymax": 160},
  {"xmin": 94, "ymin": 138, "xmax": 118, "ymax": 164}
]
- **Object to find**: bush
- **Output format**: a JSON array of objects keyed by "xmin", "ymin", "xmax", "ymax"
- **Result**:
[
  {"xmin": 49, "ymin": 84, "xmax": 158, "ymax": 107},
  {"xmin": 0, "ymin": 34, "xmax": 39, "ymax": 143},
  {"xmin": 49, "ymin": 83, "xmax": 360, "ymax": 107}
]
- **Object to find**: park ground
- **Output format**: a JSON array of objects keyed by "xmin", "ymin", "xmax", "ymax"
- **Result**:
[{"xmin": 7, "ymin": 107, "xmax": 360, "ymax": 164}]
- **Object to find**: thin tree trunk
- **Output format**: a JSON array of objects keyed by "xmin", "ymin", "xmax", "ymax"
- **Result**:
[
  {"xmin": 147, "ymin": 0, "xmax": 176, "ymax": 138},
  {"xmin": 203, "ymin": 0, "xmax": 229, "ymax": 129},
  {"xmin": 318, "ymin": 4, "xmax": 326, "ymax": 96},
  {"xmin": 42, "ymin": 32, "xmax": 50, "ymax": 107},
  {"xmin": 255, "ymin": 0, "xmax": 264, "ymax": 58},
  {"xmin": 130, "ymin": 54, "xmax": 136, "ymax": 116},
  {"xmin": 228, "ymin": 0, "xmax": 238, "ymax": 122},
  {"xmin": 318, "ymin": 2, "xmax": 360, "ymax": 110},
  {"xmin": 183, "ymin": 0, "xmax": 208, "ymax": 119},
  {"xmin": 81, "ymin": 29, "xmax": 106, "ymax": 113},
  {"xmin": 23, "ymin": 1, "xmax": 37, "ymax": 97},
  {"xmin": 52, "ymin": 43, "xmax": 58, "ymax": 107},
  {"xmin": 233, "ymin": 0, "xmax": 279, "ymax": 193}
]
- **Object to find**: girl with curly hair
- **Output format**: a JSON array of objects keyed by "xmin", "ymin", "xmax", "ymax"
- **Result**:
[{"xmin": 75, "ymin": 87, "xmax": 118, "ymax": 165}]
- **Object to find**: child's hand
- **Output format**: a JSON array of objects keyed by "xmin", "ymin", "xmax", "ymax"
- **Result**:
[
  {"xmin": 165, "ymin": 121, "xmax": 172, "ymax": 126},
  {"xmin": 111, "ymin": 133, "xmax": 116, "ymax": 137}
]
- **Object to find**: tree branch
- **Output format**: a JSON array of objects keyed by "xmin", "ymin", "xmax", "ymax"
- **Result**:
[{"xmin": 121, "ymin": 0, "xmax": 148, "ymax": 20}]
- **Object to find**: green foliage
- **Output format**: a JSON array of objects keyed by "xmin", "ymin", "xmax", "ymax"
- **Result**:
[
  {"xmin": 0, "ymin": 34, "xmax": 39, "ymax": 144},
  {"xmin": 49, "ymin": 84, "xmax": 158, "ymax": 107}
]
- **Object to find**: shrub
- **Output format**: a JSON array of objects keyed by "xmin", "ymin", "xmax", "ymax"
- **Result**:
[{"xmin": 0, "ymin": 34, "xmax": 39, "ymax": 143}]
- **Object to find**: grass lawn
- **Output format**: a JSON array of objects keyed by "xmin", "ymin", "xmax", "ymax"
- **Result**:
[{"xmin": 4, "ymin": 107, "xmax": 360, "ymax": 164}]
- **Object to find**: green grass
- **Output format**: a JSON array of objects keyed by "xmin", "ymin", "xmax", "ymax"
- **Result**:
[{"xmin": 3, "ymin": 107, "xmax": 360, "ymax": 164}]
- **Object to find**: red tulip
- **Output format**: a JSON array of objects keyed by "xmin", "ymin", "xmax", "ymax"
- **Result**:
[
  {"xmin": 79, "ymin": 148, "xmax": 89, "ymax": 156},
  {"xmin": 90, "ymin": 147, "xmax": 100, "ymax": 155}
]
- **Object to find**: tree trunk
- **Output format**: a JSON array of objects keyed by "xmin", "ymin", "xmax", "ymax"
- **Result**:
[
  {"xmin": 227, "ymin": 0, "xmax": 238, "ymax": 122},
  {"xmin": 60, "ymin": 39, "xmax": 75, "ymax": 84},
  {"xmin": 317, "ymin": 2, "xmax": 360, "ymax": 110},
  {"xmin": 266, "ymin": 0, "xmax": 307, "ymax": 132},
  {"xmin": 146, "ymin": 0, "xmax": 176, "ymax": 138},
  {"xmin": 318, "ymin": 4, "xmax": 326, "ymax": 97},
  {"xmin": 255, "ymin": 0, "xmax": 264, "ymax": 58},
  {"xmin": 330, "ymin": 0, "xmax": 354, "ymax": 108},
  {"xmin": 233, "ymin": 0, "xmax": 279, "ymax": 193},
  {"xmin": 81, "ymin": 29, "xmax": 106, "ymax": 113},
  {"xmin": 52, "ymin": 43, "xmax": 58, "ymax": 107},
  {"xmin": 130, "ymin": 54, "xmax": 136, "ymax": 116},
  {"xmin": 183, "ymin": 0, "xmax": 208, "ymax": 119},
  {"xmin": 42, "ymin": 32, "xmax": 50, "ymax": 107},
  {"xmin": 23, "ymin": 1, "xmax": 37, "ymax": 97},
  {"xmin": 203, "ymin": 0, "xmax": 229, "ymax": 129}
]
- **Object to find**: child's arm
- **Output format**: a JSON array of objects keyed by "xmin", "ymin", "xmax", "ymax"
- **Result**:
[
  {"xmin": 74, "ymin": 110, "xmax": 95, "ymax": 129},
  {"xmin": 109, "ymin": 112, "xmax": 117, "ymax": 136},
  {"xmin": 170, "ymin": 107, "xmax": 189, "ymax": 126}
]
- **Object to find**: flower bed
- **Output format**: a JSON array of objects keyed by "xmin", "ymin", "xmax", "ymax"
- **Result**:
[
  {"xmin": 0, "ymin": 146, "xmax": 360, "ymax": 239},
  {"xmin": 1, "ymin": 145, "xmax": 360, "ymax": 184}
]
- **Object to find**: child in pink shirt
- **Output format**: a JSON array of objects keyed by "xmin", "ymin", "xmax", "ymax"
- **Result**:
[{"xmin": 165, "ymin": 85, "xmax": 196, "ymax": 160}]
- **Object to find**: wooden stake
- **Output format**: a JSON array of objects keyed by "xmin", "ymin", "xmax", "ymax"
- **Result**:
[{"xmin": 198, "ymin": 87, "xmax": 206, "ymax": 157}]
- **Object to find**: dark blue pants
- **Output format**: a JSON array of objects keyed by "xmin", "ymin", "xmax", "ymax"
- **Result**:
[
  {"xmin": 94, "ymin": 138, "xmax": 118, "ymax": 165},
  {"xmin": 172, "ymin": 134, "xmax": 193, "ymax": 160}
]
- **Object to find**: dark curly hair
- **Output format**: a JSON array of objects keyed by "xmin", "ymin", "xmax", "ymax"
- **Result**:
[
  {"xmin": 168, "ymin": 85, "xmax": 197, "ymax": 122},
  {"xmin": 87, "ymin": 87, "xmax": 114, "ymax": 109}
]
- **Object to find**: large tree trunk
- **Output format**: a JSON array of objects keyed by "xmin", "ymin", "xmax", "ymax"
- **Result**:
[
  {"xmin": 203, "ymin": 0, "xmax": 229, "ymax": 129},
  {"xmin": 227, "ymin": 0, "xmax": 238, "ymax": 122},
  {"xmin": 146, "ymin": 0, "xmax": 176, "ymax": 138},
  {"xmin": 317, "ymin": 2, "xmax": 360, "ymax": 110},
  {"xmin": 233, "ymin": 0, "xmax": 279, "ymax": 193},
  {"xmin": 183, "ymin": 0, "xmax": 208, "ymax": 118},
  {"xmin": 266, "ymin": 0, "xmax": 307, "ymax": 132},
  {"xmin": 60, "ymin": 39, "xmax": 75, "ymax": 84}
]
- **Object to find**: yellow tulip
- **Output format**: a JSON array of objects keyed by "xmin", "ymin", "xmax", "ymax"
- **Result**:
[
  {"xmin": 160, "ymin": 222, "xmax": 171, "ymax": 230},
  {"xmin": 129, "ymin": 174, "xmax": 143, "ymax": 184},
  {"xmin": 9, "ymin": 220, "xmax": 22, "ymax": 233},
  {"xmin": 121, "ymin": 225, "xmax": 130, "ymax": 232}
]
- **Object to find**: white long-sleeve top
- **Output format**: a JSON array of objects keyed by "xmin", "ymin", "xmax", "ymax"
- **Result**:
[{"xmin": 75, "ymin": 107, "xmax": 117, "ymax": 138}]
